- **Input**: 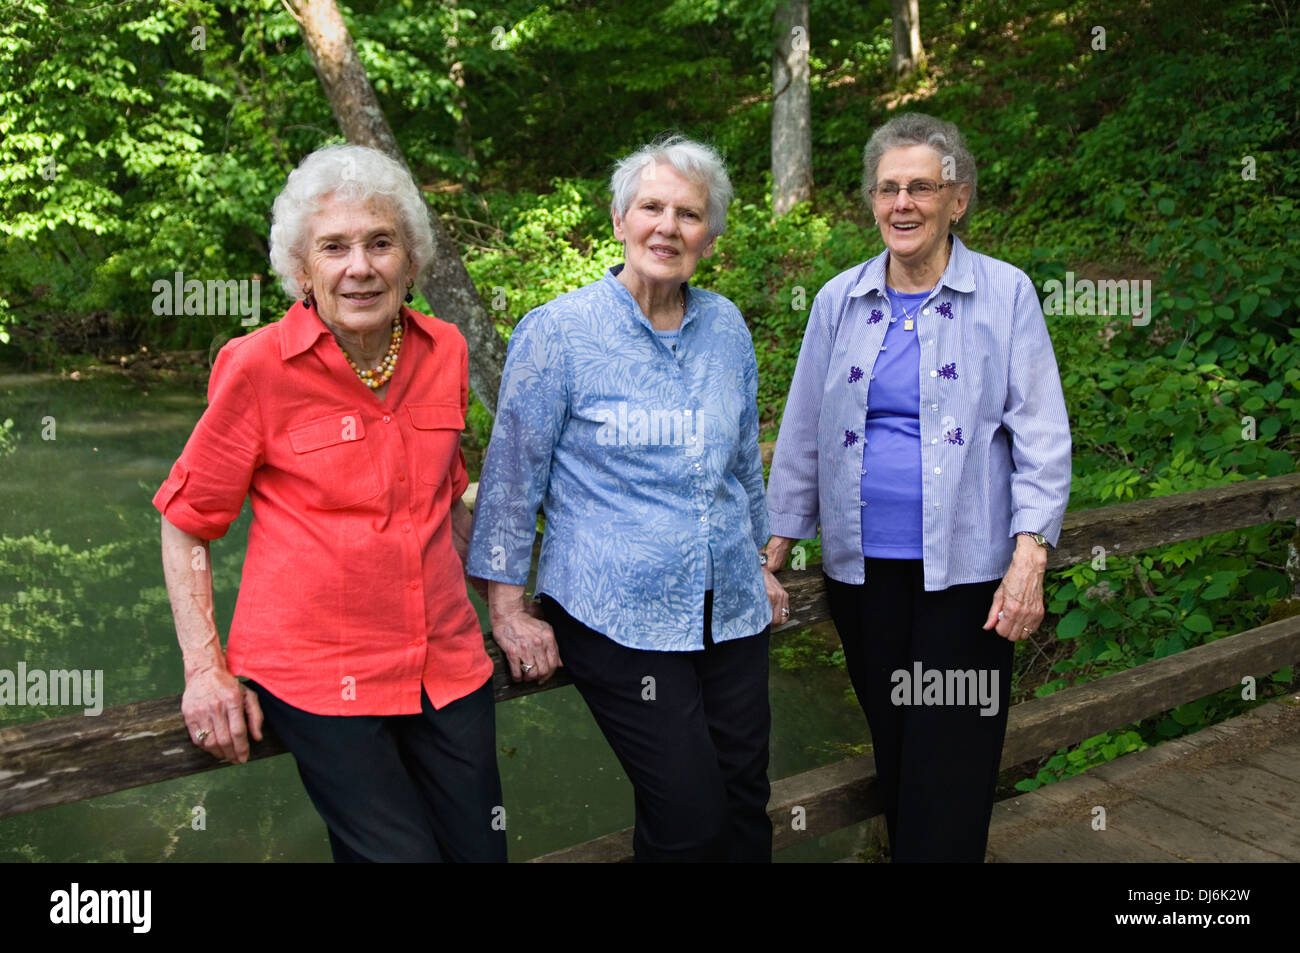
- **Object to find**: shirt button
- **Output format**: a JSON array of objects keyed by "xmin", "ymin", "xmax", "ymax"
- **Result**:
[
  {"xmin": 860, "ymin": 469, "xmax": 866, "ymax": 475},
  {"xmin": 934, "ymin": 467, "xmax": 941, "ymax": 474},
  {"xmin": 931, "ymin": 403, "xmax": 939, "ymax": 411},
  {"xmin": 403, "ymin": 524, "xmax": 411, "ymax": 533},
  {"xmin": 880, "ymin": 345, "xmax": 888, "ymax": 351},
  {"xmin": 934, "ymin": 502, "xmax": 942, "ymax": 509},
  {"xmin": 398, "ymin": 474, "xmax": 406, "ymax": 482},
  {"xmin": 699, "ymin": 515, "xmax": 707, "ymax": 523},
  {"xmin": 409, "ymin": 581, "xmax": 419, "ymax": 591},
  {"xmin": 931, "ymin": 438, "xmax": 938, "ymax": 445},
  {"xmin": 684, "ymin": 409, "xmax": 693, "ymax": 416},
  {"xmin": 930, "ymin": 369, "xmax": 938, "ymax": 377},
  {"xmin": 860, "ymin": 501, "xmax": 866, "ymax": 507},
  {"xmin": 923, "ymin": 308, "xmax": 931, "ymax": 315},
  {"xmin": 383, "ymin": 415, "xmax": 391, "ymax": 423},
  {"xmin": 869, "ymin": 375, "xmax": 876, "ymax": 381}
]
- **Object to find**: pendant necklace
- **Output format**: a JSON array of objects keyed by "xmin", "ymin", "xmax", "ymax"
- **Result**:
[{"xmin": 900, "ymin": 301, "xmax": 922, "ymax": 332}]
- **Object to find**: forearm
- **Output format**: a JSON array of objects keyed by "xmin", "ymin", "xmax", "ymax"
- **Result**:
[
  {"xmin": 764, "ymin": 535, "xmax": 797, "ymax": 569},
  {"xmin": 160, "ymin": 516, "xmax": 226, "ymax": 681}
]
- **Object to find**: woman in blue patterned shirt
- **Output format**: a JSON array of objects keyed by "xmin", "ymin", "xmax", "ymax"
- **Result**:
[
  {"xmin": 765, "ymin": 113, "xmax": 1072, "ymax": 862},
  {"xmin": 468, "ymin": 136, "xmax": 789, "ymax": 862}
]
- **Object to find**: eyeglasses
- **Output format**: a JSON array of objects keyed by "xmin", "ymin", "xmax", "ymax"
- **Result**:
[{"xmin": 868, "ymin": 180, "xmax": 951, "ymax": 202}]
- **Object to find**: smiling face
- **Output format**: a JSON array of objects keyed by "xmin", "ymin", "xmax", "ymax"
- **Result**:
[
  {"xmin": 612, "ymin": 162, "xmax": 716, "ymax": 291},
  {"xmin": 295, "ymin": 193, "xmax": 415, "ymax": 336},
  {"xmin": 873, "ymin": 144, "xmax": 971, "ymax": 273}
]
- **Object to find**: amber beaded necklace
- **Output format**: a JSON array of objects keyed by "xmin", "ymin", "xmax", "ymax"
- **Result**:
[{"xmin": 341, "ymin": 318, "xmax": 403, "ymax": 389}]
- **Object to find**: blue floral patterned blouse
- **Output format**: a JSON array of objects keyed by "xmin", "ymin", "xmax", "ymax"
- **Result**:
[{"xmin": 467, "ymin": 267, "xmax": 771, "ymax": 650}]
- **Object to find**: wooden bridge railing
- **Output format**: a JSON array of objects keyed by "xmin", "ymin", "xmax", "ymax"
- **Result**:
[{"xmin": 2, "ymin": 473, "xmax": 1298, "ymax": 859}]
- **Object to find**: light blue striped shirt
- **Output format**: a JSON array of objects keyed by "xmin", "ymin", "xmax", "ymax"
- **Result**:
[
  {"xmin": 766, "ymin": 235, "xmax": 1072, "ymax": 590},
  {"xmin": 467, "ymin": 267, "xmax": 771, "ymax": 650}
]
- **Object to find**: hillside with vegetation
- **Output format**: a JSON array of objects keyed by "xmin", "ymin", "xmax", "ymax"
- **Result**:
[{"xmin": 2, "ymin": 0, "xmax": 1298, "ymax": 789}]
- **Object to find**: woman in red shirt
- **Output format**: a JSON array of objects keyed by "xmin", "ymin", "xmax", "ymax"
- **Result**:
[{"xmin": 155, "ymin": 144, "xmax": 505, "ymax": 862}]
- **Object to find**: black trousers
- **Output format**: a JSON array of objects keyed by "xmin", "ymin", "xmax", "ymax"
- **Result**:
[
  {"xmin": 825, "ymin": 559, "xmax": 1013, "ymax": 862},
  {"xmin": 543, "ymin": 593, "xmax": 772, "ymax": 862},
  {"xmin": 249, "ymin": 677, "xmax": 507, "ymax": 863}
]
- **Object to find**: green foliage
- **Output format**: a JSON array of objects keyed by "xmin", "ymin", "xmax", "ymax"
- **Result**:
[{"xmin": 2, "ymin": 0, "xmax": 1297, "ymax": 793}]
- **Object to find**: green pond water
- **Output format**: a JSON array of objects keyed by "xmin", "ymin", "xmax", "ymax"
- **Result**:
[{"xmin": 0, "ymin": 369, "xmax": 871, "ymax": 862}]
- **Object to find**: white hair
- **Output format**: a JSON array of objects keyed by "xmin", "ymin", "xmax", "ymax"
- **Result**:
[
  {"xmin": 268, "ymin": 144, "xmax": 434, "ymax": 298},
  {"xmin": 609, "ymin": 135, "xmax": 733, "ymax": 239}
]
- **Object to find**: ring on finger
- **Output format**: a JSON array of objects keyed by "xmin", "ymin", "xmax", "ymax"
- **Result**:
[
  {"xmin": 521, "ymin": 662, "xmax": 534, "ymax": 673},
  {"xmin": 195, "ymin": 728, "xmax": 210, "ymax": 742},
  {"xmin": 781, "ymin": 607, "xmax": 790, "ymax": 616}
]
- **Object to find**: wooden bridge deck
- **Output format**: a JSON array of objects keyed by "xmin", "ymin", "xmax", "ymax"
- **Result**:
[{"xmin": 984, "ymin": 692, "xmax": 1300, "ymax": 862}]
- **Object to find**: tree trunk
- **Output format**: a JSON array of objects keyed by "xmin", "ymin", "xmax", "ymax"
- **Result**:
[
  {"xmin": 290, "ymin": 0, "xmax": 505, "ymax": 414},
  {"xmin": 890, "ymin": 0, "xmax": 925, "ymax": 76},
  {"xmin": 771, "ymin": 0, "xmax": 812, "ymax": 216}
]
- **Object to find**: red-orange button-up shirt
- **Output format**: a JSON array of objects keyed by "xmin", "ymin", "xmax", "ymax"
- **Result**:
[{"xmin": 153, "ymin": 301, "xmax": 492, "ymax": 716}]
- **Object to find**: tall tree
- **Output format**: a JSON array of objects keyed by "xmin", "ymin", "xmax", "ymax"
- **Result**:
[
  {"xmin": 771, "ymin": 0, "xmax": 812, "ymax": 215},
  {"xmin": 288, "ymin": 0, "xmax": 506, "ymax": 413},
  {"xmin": 890, "ymin": 0, "xmax": 925, "ymax": 76}
]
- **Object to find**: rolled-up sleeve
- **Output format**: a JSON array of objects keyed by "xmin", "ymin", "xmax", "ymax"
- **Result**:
[
  {"xmin": 1002, "ymin": 273, "xmax": 1072, "ymax": 546},
  {"xmin": 767, "ymin": 292, "xmax": 833, "ymax": 541},
  {"xmin": 153, "ymin": 346, "xmax": 264, "ymax": 540},
  {"xmin": 467, "ymin": 309, "xmax": 568, "ymax": 584}
]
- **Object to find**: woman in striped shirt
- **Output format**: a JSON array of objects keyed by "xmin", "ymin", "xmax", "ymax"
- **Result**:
[{"xmin": 765, "ymin": 112, "xmax": 1072, "ymax": 862}]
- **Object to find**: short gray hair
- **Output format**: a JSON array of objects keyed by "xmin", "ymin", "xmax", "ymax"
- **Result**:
[
  {"xmin": 610, "ymin": 135, "xmax": 733, "ymax": 239},
  {"xmin": 861, "ymin": 113, "xmax": 978, "ymax": 220},
  {"xmin": 269, "ymin": 144, "xmax": 434, "ymax": 298}
]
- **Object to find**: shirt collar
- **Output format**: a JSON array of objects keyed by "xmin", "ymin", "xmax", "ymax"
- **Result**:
[
  {"xmin": 849, "ymin": 233, "xmax": 977, "ymax": 299},
  {"xmin": 604, "ymin": 265, "xmax": 698, "ymax": 332},
  {"xmin": 278, "ymin": 299, "xmax": 439, "ymax": 360}
]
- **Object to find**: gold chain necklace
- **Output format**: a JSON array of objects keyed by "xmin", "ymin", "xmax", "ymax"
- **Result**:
[{"xmin": 341, "ymin": 319, "xmax": 403, "ymax": 389}]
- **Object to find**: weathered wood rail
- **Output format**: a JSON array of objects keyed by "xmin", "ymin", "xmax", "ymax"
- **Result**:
[{"xmin": 2, "ymin": 473, "xmax": 1298, "ymax": 861}]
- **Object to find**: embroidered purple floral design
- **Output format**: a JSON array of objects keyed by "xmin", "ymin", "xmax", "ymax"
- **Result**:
[
  {"xmin": 937, "ymin": 302, "xmax": 954, "ymax": 319},
  {"xmin": 848, "ymin": 366, "xmax": 863, "ymax": 383},
  {"xmin": 938, "ymin": 362, "xmax": 958, "ymax": 380},
  {"xmin": 943, "ymin": 427, "xmax": 965, "ymax": 446},
  {"xmin": 842, "ymin": 430, "xmax": 859, "ymax": 447},
  {"xmin": 867, "ymin": 309, "xmax": 883, "ymax": 324}
]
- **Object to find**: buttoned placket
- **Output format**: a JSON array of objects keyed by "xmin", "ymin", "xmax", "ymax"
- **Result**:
[{"xmin": 628, "ymin": 283, "xmax": 712, "ymax": 636}]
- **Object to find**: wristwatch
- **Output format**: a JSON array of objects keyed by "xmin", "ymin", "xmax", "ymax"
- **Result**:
[
  {"xmin": 758, "ymin": 551, "xmax": 769, "ymax": 567},
  {"xmin": 1016, "ymin": 532, "xmax": 1048, "ymax": 547}
]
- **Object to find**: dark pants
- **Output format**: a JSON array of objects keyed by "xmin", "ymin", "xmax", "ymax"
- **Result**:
[
  {"xmin": 249, "ymin": 677, "xmax": 507, "ymax": 863},
  {"xmin": 825, "ymin": 559, "xmax": 1013, "ymax": 862},
  {"xmin": 543, "ymin": 593, "xmax": 772, "ymax": 862}
]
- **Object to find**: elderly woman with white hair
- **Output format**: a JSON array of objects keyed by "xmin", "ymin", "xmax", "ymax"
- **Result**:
[
  {"xmin": 468, "ymin": 135, "xmax": 788, "ymax": 862},
  {"xmin": 765, "ymin": 112, "xmax": 1072, "ymax": 862},
  {"xmin": 154, "ymin": 143, "xmax": 505, "ymax": 862}
]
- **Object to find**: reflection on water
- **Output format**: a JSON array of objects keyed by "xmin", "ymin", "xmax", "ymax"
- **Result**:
[{"xmin": 0, "ymin": 371, "xmax": 870, "ymax": 862}]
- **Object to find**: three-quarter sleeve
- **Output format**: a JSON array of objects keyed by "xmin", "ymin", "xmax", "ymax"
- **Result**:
[
  {"xmin": 1002, "ymin": 273, "xmax": 1073, "ymax": 546},
  {"xmin": 153, "ymin": 345, "xmax": 264, "ymax": 540},
  {"xmin": 466, "ymin": 309, "xmax": 568, "ymax": 584},
  {"xmin": 766, "ymin": 290, "xmax": 834, "ymax": 541},
  {"xmin": 733, "ymin": 325, "xmax": 770, "ymax": 551}
]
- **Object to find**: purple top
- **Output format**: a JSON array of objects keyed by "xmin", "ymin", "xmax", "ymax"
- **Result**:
[{"xmin": 860, "ymin": 287, "xmax": 930, "ymax": 558}]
